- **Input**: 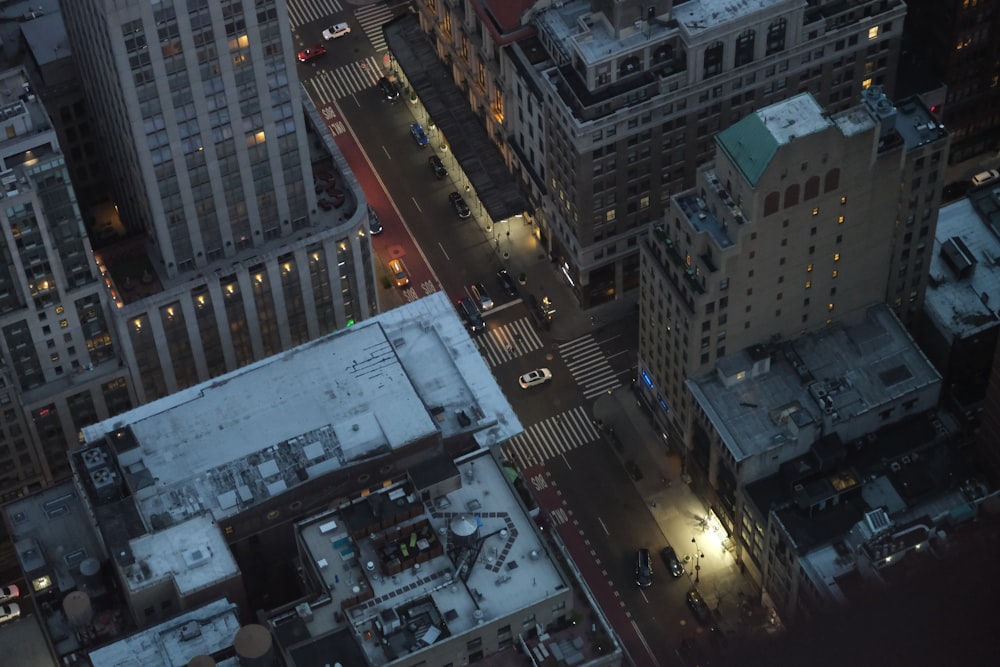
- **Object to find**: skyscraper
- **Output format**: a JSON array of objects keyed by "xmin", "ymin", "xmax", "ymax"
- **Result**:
[{"xmin": 61, "ymin": 0, "xmax": 377, "ymax": 403}]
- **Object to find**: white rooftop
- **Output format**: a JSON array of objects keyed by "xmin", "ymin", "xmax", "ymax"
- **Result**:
[
  {"xmin": 123, "ymin": 515, "xmax": 239, "ymax": 596},
  {"xmin": 675, "ymin": 0, "xmax": 795, "ymax": 36},
  {"xmin": 757, "ymin": 93, "xmax": 834, "ymax": 145},
  {"xmin": 924, "ymin": 197, "xmax": 1000, "ymax": 340},
  {"xmin": 87, "ymin": 598, "xmax": 240, "ymax": 667},
  {"xmin": 80, "ymin": 292, "xmax": 520, "ymax": 525}
]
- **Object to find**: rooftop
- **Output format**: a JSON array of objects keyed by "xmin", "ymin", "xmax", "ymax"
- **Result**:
[
  {"xmin": 674, "ymin": 0, "xmax": 795, "ymax": 36},
  {"xmin": 688, "ymin": 305, "xmax": 941, "ymax": 464},
  {"xmin": 924, "ymin": 198, "xmax": 1000, "ymax": 340},
  {"xmin": 87, "ymin": 598, "xmax": 241, "ymax": 667},
  {"xmin": 79, "ymin": 291, "xmax": 520, "ymax": 529},
  {"xmin": 285, "ymin": 450, "xmax": 568, "ymax": 666}
]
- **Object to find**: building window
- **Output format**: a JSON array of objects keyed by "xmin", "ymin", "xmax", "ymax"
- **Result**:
[
  {"xmin": 812, "ymin": 207, "xmax": 819, "ymax": 216},
  {"xmin": 735, "ymin": 30, "xmax": 755, "ymax": 67},
  {"xmin": 868, "ymin": 26, "xmax": 879, "ymax": 40},
  {"xmin": 766, "ymin": 19, "xmax": 787, "ymax": 55}
]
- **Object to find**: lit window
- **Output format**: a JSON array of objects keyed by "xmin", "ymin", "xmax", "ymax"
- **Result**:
[
  {"xmin": 805, "ymin": 281, "xmax": 812, "ymax": 289},
  {"xmin": 55, "ymin": 305, "xmax": 64, "ymax": 314},
  {"xmin": 862, "ymin": 78, "xmax": 873, "ymax": 89},
  {"xmin": 812, "ymin": 207, "xmax": 819, "ymax": 216},
  {"xmin": 832, "ymin": 270, "xmax": 839, "ymax": 278},
  {"xmin": 838, "ymin": 215, "xmax": 845, "ymax": 224},
  {"xmin": 868, "ymin": 26, "xmax": 879, "ymax": 40},
  {"xmin": 828, "ymin": 303, "xmax": 835, "ymax": 312},
  {"xmin": 807, "ymin": 264, "xmax": 814, "ymax": 273},
  {"xmin": 840, "ymin": 196, "xmax": 847, "ymax": 205},
  {"xmin": 606, "ymin": 209, "xmax": 616, "ymax": 222},
  {"xmin": 59, "ymin": 319, "xmax": 68, "ymax": 328},
  {"xmin": 833, "ymin": 252, "xmax": 841, "ymax": 262}
]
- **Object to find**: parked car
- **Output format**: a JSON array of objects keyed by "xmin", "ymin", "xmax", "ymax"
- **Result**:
[
  {"xmin": 297, "ymin": 44, "xmax": 327, "ymax": 63},
  {"xmin": 388, "ymin": 259, "xmax": 409, "ymax": 288},
  {"xmin": 686, "ymin": 589, "xmax": 713, "ymax": 625},
  {"xmin": 377, "ymin": 77, "xmax": 399, "ymax": 101},
  {"xmin": 410, "ymin": 122, "xmax": 429, "ymax": 148},
  {"xmin": 635, "ymin": 548, "xmax": 653, "ymax": 588},
  {"xmin": 660, "ymin": 546, "xmax": 684, "ymax": 578},
  {"xmin": 448, "ymin": 191, "xmax": 471, "ymax": 219},
  {"xmin": 0, "ymin": 584, "xmax": 17, "ymax": 604},
  {"xmin": 497, "ymin": 269, "xmax": 518, "ymax": 297},
  {"xmin": 971, "ymin": 168, "xmax": 1000, "ymax": 188},
  {"xmin": 322, "ymin": 22, "xmax": 351, "ymax": 40},
  {"xmin": 470, "ymin": 282, "xmax": 493, "ymax": 310},
  {"xmin": 518, "ymin": 368, "xmax": 552, "ymax": 389},
  {"xmin": 428, "ymin": 155, "xmax": 448, "ymax": 179},
  {"xmin": 0, "ymin": 602, "xmax": 19, "ymax": 625},
  {"xmin": 368, "ymin": 206, "xmax": 382, "ymax": 236}
]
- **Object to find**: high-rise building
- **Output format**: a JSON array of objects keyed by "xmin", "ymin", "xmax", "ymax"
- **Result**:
[
  {"xmin": 60, "ymin": 0, "xmax": 378, "ymax": 404},
  {"xmin": 0, "ymin": 65, "xmax": 128, "ymax": 503},
  {"xmin": 418, "ymin": 0, "xmax": 906, "ymax": 306},
  {"xmin": 898, "ymin": 0, "xmax": 1000, "ymax": 164},
  {"xmin": 636, "ymin": 90, "xmax": 948, "ymax": 467}
]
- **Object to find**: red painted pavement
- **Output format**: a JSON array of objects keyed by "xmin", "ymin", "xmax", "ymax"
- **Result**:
[
  {"xmin": 524, "ymin": 464, "xmax": 656, "ymax": 667},
  {"xmin": 318, "ymin": 101, "xmax": 441, "ymax": 304}
]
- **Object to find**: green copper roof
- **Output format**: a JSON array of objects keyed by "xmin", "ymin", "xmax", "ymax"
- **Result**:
[{"xmin": 716, "ymin": 113, "xmax": 779, "ymax": 187}]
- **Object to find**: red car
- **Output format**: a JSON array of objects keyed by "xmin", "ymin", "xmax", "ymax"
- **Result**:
[{"xmin": 297, "ymin": 45, "xmax": 327, "ymax": 63}]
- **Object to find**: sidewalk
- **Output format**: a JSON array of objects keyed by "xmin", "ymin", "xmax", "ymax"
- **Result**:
[{"xmin": 593, "ymin": 387, "xmax": 774, "ymax": 640}]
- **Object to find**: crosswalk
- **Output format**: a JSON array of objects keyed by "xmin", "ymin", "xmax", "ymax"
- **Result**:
[
  {"xmin": 501, "ymin": 406, "xmax": 600, "ymax": 470},
  {"xmin": 308, "ymin": 56, "xmax": 383, "ymax": 103},
  {"xmin": 286, "ymin": 0, "xmax": 344, "ymax": 30},
  {"xmin": 355, "ymin": 4, "xmax": 395, "ymax": 53},
  {"xmin": 557, "ymin": 335, "xmax": 623, "ymax": 400},
  {"xmin": 474, "ymin": 317, "xmax": 544, "ymax": 367}
]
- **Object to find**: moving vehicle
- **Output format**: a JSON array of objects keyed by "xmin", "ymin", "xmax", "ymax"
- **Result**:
[
  {"xmin": 322, "ymin": 22, "xmax": 351, "ymax": 40},
  {"xmin": 368, "ymin": 206, "xmax": 382, "ymax": 236},
  {"xmin": 388, "ymin": 259, "xmax": 409, "ymax": 288},
  {"xmin": 448, "ymin": 191, "xmax": 470, "ymax": 219},
  {"xmin": 377, "ymin": 77, "xmax": 399, "ymax": 101},
  {"xmin": 518, "ymin": 368, "xmax": 552, "ymax": 389},
  {"xmin": 470, "ymin": 283, "xmax": 493, "ymax": 310},
  {"xmin": 297, "ymin": 45, "xmax": 327, "ymax": 63},
  {"xmin": 410, "ymin": 122, "xmax": 429, "ymax": 148},
  {"xmin": 660, "ymin": 546, "xmax": 684, "ymax": 578},
  {"xmin": 635, "ymin": 548, "xmax": 653, "ymax": 588},
  {"xmin": 428, "ymin": 155, "xmax": 448, "ymax": 179},
  {"xmin": 457, "ymin": 298, "xmax": 486, "ymax": 333},
  {"xmin": 971, "ymin": 169, "xmax": 1000, "ymax": 188}
]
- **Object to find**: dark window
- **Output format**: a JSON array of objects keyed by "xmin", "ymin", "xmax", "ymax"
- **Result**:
[
  {"xmin": 766, "ymin": 19, "xmax": 787, "ymax": 55},
  {"xmin": 824, "ymin": 168, "xmax": 840, "ymax": 192},
  {"xmin": 784, "ymin": 184, "xmax": 799, "ymax": 207},
  {"xmin": 764, "ymin": 191, "xmax": 780, "ymax": 215},
  {"xmin": 735, "ymin": 30, "xmax": 755, "ymax": 67},
  {"xmin": 704, "ymin": 41, "xmax": 724, "ymax": 78},
  {"xmin": 804, "ymin": 176, "xmax": 820, "ymax": 200}
]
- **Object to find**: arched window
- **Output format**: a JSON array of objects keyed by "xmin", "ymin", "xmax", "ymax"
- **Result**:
[
  {"xmin": 704, "ymin": 41, "xmax": 724, "ymax": 78},
  {"xmin": 653, "ymin": 44, "xmax": 673, "ymax": 65},
  {"xmin": 766, "ymin": 19, "xmax": 787, "ymax": 55},
  {"xmin": 620, "ymin": 56, "xmax": 641, "ymax": 77},
  {"xmin": 764, "ymin": 191, "xmax": 780, "ymax": 216},
  {"xmin": 784, "ymin": 184, "xmax": 799, "ymax": 208},
  {"xmin": 804, "ymin": 176, "xmax": 820, "ymax": 200},
  {"xmin": 824, "ymin": 168, "xmax": 840, "ymax": 192},
  {"xmin": 735, "ymin": 30, "xmax": 755, "ymax": 67}
]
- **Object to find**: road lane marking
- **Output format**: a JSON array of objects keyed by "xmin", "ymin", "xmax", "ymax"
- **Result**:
[
  {"xmin": 597, "ymin": 517, "xmax": 610, "ymax": 536},
  {"xmin": 437, "ymin": 242, "xmax": 450, "ymax": 260}
]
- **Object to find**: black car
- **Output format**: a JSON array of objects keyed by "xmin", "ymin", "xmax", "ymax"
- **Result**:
[
  {"xmin": 635, "ymin": 548, "xmax": 652, "ymax": 588},
  {"xmin": 376, "ymin": 76, "xmax": 399, "ymax": 101},
  {"xmin": 429, "ymin": 155, "xmax": 448, "ymax": 179},
  {"xmin": 686, "ymin": 589, "xmax": 713, "ymax": 625},
  {"xmin": 367, "ymin": 205, "xmax": 382, "ymax": 235},
  {"xmin": 497, "ymin": 269, "xmax": 517, "ymax": 297},
  {"xmin": 660, "ymin": 546, "xmax": 684, "ymax": 578},
  {"xmin": 448, "ymin": 191, "xmax": 471, "ymax": 219}
]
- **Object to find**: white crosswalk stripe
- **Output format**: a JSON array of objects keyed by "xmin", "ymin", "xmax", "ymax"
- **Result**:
[
  {"xmin": 307, "ymin": 57, "xmax": 382, "ymax": 104},
  {"xmin": 287, "ymin": 0, "xmax": 344, "ymax": 30},
  {"xmin": 501, "ymin": 406, "xmax": 599, "ymax": 470},
  {"xmin": 355, "ymin": 4, "xmax": 395, "ymax": 53},
  {"xmin": 557, "ymin": 334, "xmax": 623, "ymax": 400},
  {"xmin": 474, "ymin": 317, "xmax": 544, "ymax": 367}
]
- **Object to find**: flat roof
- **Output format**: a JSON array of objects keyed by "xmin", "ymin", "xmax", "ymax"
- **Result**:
[
  {"xmin": 688, "ymin": 305, "xmax": 941, "ymax": 463},
  {"xmin": 674, "ymin": 0, "xmax": 796, "ymax": 36},
  {"xmin": 924, "ymin": 198, "xmax": 1000, "ymax": 340},
  {"xmin": 87, "ymin": 598, "xmax": 240, "ymax": 667},
  {"xmin": 294, "ymin": 450, "xmax": 568, "ymax": 666},
  {"xmin": 124, "ymin": 515, "xmax": 239, "ymax": 596},
  {"xmin": 80, "ymin": 291, "xmax": 521, "ymax": 524}
]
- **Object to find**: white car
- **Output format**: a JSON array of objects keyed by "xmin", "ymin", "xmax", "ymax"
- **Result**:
[
  {"xmin": 519, "ymin": 368, "xmax": 552, "ymax": 389},
  {"xmin": 0, "ymin": 584, "xmax": 17, "ymax": 604},
  {"xmin": 0, "ymin": 602, "xmax": 19, "ymax": 625},
  {"xmin": 322, "ymin": 22, "xmax": 351, "ymax": 40}
]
